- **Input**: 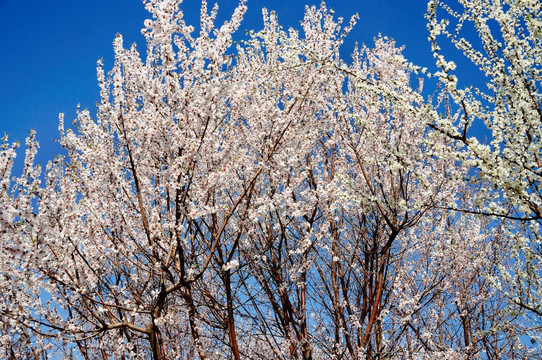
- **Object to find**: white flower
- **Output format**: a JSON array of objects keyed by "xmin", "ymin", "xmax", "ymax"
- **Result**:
[{"xmin": 222, "ymin": 259, "xmax": 239, "ymax": 272}]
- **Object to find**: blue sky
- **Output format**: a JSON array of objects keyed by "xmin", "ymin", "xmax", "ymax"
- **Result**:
[{"xmin": 0, "ymin": 0, "xmax": 443, "ymax": 167}]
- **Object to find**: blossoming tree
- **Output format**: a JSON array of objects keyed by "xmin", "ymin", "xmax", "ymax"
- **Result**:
[
  {"xmin": 426, "ymin": 0, "xmax": 542, "ymax": 349},
  {"xmin": 0, "ymin": 0, "xmax": 533, "ymax": 359}
]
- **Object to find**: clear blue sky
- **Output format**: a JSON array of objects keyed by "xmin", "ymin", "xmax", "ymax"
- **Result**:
[{"xmin": 0, "ymin": 0, "xmax": 444, "ymax": 166}]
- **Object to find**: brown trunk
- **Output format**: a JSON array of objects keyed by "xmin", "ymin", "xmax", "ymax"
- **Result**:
[
  {"xmin": 148, "ymin": 325, "xmax": 165, "ymax": 360},
  {"xmin": 225, "ymin": 272, "xmax": 241, "ymax": 360},
  {"xmin": 300, "ymin": 263, "xmax": 312, "ymax": 360},
  {"xmin": 182, "ymin": 284, "xmax": 207, "ymax": 360},
  {"xmin": 360, "ymin": 250, "xmax": 388, "ymax": 354},
  {"xmin": 330, "ymin": 226, "xmax": 355, "ymax": 357}
]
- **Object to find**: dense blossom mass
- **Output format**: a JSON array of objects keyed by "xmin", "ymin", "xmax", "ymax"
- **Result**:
[{"xmin": 1, "ymin": 0, "xmax": 541, "ymax": 359}]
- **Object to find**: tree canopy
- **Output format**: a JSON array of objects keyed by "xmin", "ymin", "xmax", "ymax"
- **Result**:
[{"xmin": 1, "ymin": 0, "xmax": 541, "ymax": 359}]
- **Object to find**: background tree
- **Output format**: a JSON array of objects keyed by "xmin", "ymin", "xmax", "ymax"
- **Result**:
[{"xmin": 426, "ymin": 0, "xmax": 542, "ymax": 351}]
